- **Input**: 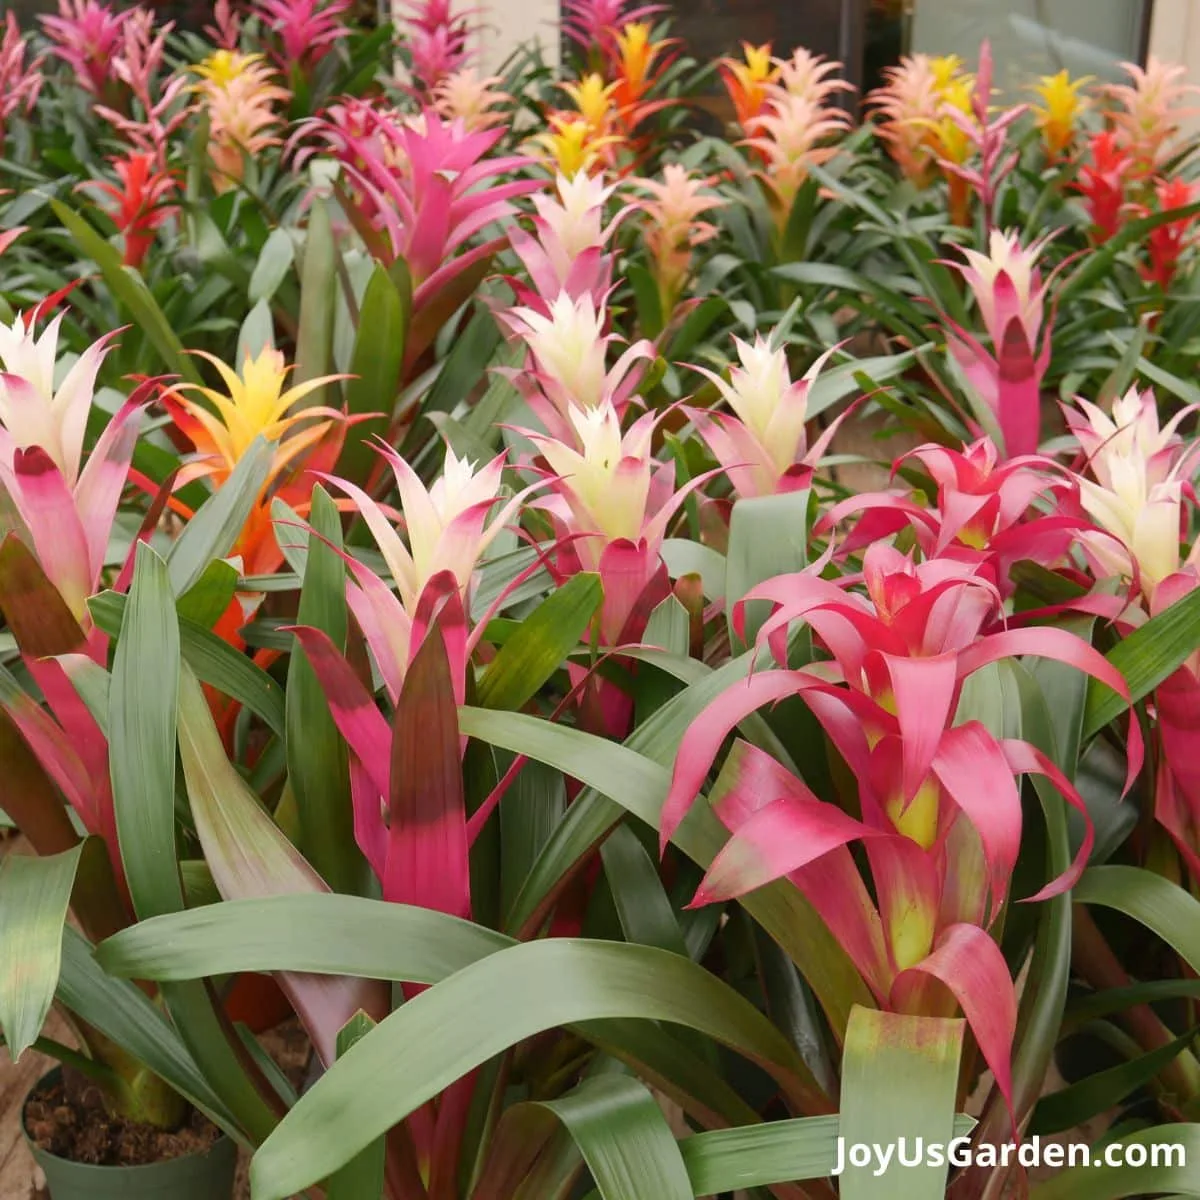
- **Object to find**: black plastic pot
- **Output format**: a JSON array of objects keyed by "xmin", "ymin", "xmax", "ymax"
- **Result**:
[{"xmin": 22, "ymin": 1070, "xmax": 237, "ymax": 1200}]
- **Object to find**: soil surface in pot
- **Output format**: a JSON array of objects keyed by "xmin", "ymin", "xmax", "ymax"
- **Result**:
[{"xmin": 24, "ymin": 1075, "xmax": 221, "ymax": 1167}]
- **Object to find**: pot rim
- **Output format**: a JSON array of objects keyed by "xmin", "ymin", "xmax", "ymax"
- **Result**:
[{"xmin": 21, "ymin": 1067, "xmax": 236, "ymax": 1175}]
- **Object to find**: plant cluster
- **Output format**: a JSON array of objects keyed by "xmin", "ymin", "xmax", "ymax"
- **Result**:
[{"xmin": 1, "ymin": 2, "xmax": 1200, "ymax": 1199}]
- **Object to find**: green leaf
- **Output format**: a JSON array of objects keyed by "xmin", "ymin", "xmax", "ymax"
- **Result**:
[
  {"xmin": 1097, "ymin": 320, "xmax": 1151, "ymax": 407},
  {"xmin": 579, "ymin": 1020, "xmax": 756, "ymax": 1132},
  {"xmin": 109, "ymin": 547, "xmax": 279, "ymax": 1145},
  {"xmin": 237, "ymin": 298, "xmax": 275, "ymax": 366},
  {"xmin": 89, "ymin": 590, "xmax": 286, "ymax": 739},
  {"xmin": 96, "ymin": 894, "xmax": 508, "ymax": 983},
  {"xmin": 110, "ymin": 543, "xmax": 183, "ymax": 920},
  {"xmin": 248, "ymin": 939, "xmax": 820, "ymax": 1199},
  {"xmin": 838, "ymin": 1006, "xmax": 964, "ymax": 1200},
  {"xmin": 177, "ymin": 559, "xmax": 240, "ymax": 631},
  {"xmin": 461, "ymin": 686, "xmax": 870, "ymax": 1040},
  {"xmin": 752, "ymin": 925, "xmax": 837, "ymax": 1098},
  {"xmin": 679, "ymin": 1114, "xmax": 977, "ymax": 1194},
  {"xmin": 726, "ymin": 490, "xmax": 809, "ymax": 647},
  {"xmin": 94, "ymin": 895, "xmax": 767, "ymax": 1131},
  {"xmin": 473, "ymin": 1076, "xmax": 585, "ymax": 1200},
  {"xmin": 1068, "ymin": 980, "xmax": 1200, "ymax": 1027},
  {"xmin": 0, "ymin": 845, "xmax": 82, "ymax": 1059},
  {"xmin": 527, "ymin": 1074, "xmax": 694, "ymax": 1200},
  {"xmin": 403, "ymin": 304, "xmax": 503, "ymax": 454},
  {"xmin": 339, "ymin": 264, "xmax": 408, "ymax": 481},
  {"xmin": 1031, "ymin": 1026, "xmax": 1198, "ymax": 1135},
  {"xmin": 1057, "ymin": 199, "xmax": 1200, "ymax": 303},
  {"xmin": 1134, "ymin": 355, "xmax": 1200, "ymax": 409},
  {"xmin": 642, "ymin": 596, "xmax": 690, "ymax": 658},
  {"xmin": 1083, "ymin": 585, "xmax": 1200, "ymax": 738},
  {"xmin": 166, "ymin": 437, "xmax": 274, "ymax": 598},
  {"xmin": 57, "ymin": 927, "xmax": 241, "ymax": 1137},
  {"xmin": 477, "ymin": 574, "xmax": 602, "ymax": 710},
  {"xmin": 294, "ymin": 197, "xmax": 337, "ymax": 406},
  {"xmin": 405, "ymin": 256, "xmax": 493, "ymax": 368},
  {"xmin": 772, "ymin": 262, "xmax": 927, "ymax": 330},
  {"xmin": 103, "ymin": 895, "xmax": 963, "ymax": 1193},
  {"xmin": 662, "ymin": 296, "xmax": 727, "ymax": 364},
  {"xmin": 327, "ymin": 1013, "xmax": 385, "ymax": 1200},
  {"xmin": 284, "ymin": 488, "xmax": 363, "ymax": 894},
  {"xmin": 176, "ymin": 664, "xmax": 389, "ymax": 1071},
  {"xmin": 248, "ymin": 228, "xmax": 296, "ymax": 305},
  {"xmin": 627, "ymin": 263, "xmax": 664, "ymax": 339},
  {"xmin": 660, "ymin": 540, "xmax": 725, "ymax": 601},
  {"xmin": 500, "ymin": 761, "xmax": 564, "ymax": 927},
  {"xmin": 1005, "ymin": 660, "xmax": 1079, "ymax": 1127},
  {"xmin": 48, "ymin": 198, "xmax": 200, "ymax": 383},
  {"xmin": 1029, "ymin": 1125, "xmax": 1200, "ymax": 1199},
  {"xmin": 806, "ymin": 350, "xmax": 920, "ymax": 420},
  {"xmin": 600, "ymin": 824, "xmax": 689, "ymax": 958},
  {"xmin": 1074, "ymin": 866, "xmax": 1200, "ymax": 974},
  {"xmin": 234, "ymin": 1024, "xmax": 297, "ymax": 1109}
]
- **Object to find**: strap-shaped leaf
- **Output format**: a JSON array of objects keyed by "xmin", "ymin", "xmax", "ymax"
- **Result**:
[
  {"xmin": 294, "ymin": 197, "xmax": 336, "ymax": 406},
  {"xmin": 679, "ymin": 1113, "xmax": 976, "ymax": 1194},
  {"xmin": 111, "ymin": 543, "xmax": 182, "ymax": 919},
  {"xmin": 110, "ymin": 547, "xmax": 280, "ymax": 1143},
  {"xmin": 48, "ymin": 198, "xmax": 200, "ymax": 383},
  {"xmin": 339, "ymin": 263, "xmax": 408, "ymax": 480},
  {"xmin": 544, "ymin": 1074, "xmax": 693, "ymax": 1200},
  {"xmin": 477, "ymin": 574, "xmax": 602, "ymax": 711},
  {"xmin": 285, "ymin": 486, "xmax": 363, "ymax": 894},
  {"xmin": 327, "ymin": 1013, "xmax": 385, "ymax": 1200},
  {"xmin": 726, "ymin": 490, "xmax": 809, "ymax": 648},
  {"xmin": 89, "ymin": 588, "xmax": 285, "ymax": 738},
  {"xmin": 838, "ymin": 1006, "xmax": 964, "ymax": 1200},
  {"xmin": 166, "ymin": 437, "xmax": 273, "ymax": 597},
  {"xmin": 248, "ymin": 939, "xmax": 819, "ymax": 1199},
  {"xmin": 1083, "ymin": 586, "xmax": 1200, "ymax": 738},
  {"xmin": 1031, "ymin": 1026, "xmax": 1199, "ymax": 1135},
  {"xmin": 1030, "ymin": 1124, "xmax": 1200, "ymax": 1199},
  {"xmin": 57, "ymin": 926, "xmax": 239, "ymax": 1134},
  {"xmin": 95, "ymin": 896, "xmax": 760, "ymax": 1131},
  {"xmin": 458, "ymin": 702, "xmax": 870, "ymax": 1039},
  {"xmin": 1074, "ymin": 866, "xmax": 1200, "ymax": 974},
  {"xmin": 177, "ymin": 559, "xmax": 240, "ymax": 630},
  {"xmin": 177, "ymin": 664, "xmax": 390, "ymax": 1066},
  {"xmin": 0, "ymin": 844, "xmax": 81, "ymax": 1059},
  {"xmin": 483, "ymin": 1072, "xmax": 693, "ymax": 1200},
  {"xmin": 402, "ymin": 304, "xmax": 501, "ymax": 456}
]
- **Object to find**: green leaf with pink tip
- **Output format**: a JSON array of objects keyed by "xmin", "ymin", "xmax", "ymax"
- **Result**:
[{"xmin": 838, "ymin": 1005, "xmax": 964, "ymax": 1200}]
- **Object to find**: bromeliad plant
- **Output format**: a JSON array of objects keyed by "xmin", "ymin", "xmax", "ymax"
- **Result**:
[{"xmin": 5, "ymin": 277, "xmax": 1200, "ymax": 1200}]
